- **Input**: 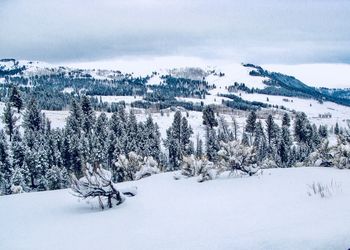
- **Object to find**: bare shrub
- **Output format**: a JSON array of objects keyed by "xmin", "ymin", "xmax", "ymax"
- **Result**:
[{"xmin": 307, "ymin": 180, "xmax": 342, "ymax": 198}]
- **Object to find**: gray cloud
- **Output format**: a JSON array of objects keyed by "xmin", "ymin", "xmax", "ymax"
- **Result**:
[{"xmin": 1, "ymin": 0, "xmax": 350, "ymax": 64}]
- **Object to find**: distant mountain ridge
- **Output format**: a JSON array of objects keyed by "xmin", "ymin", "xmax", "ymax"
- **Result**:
[
  {"xmin": 242, "ymin": 63, "xmax": 350, "ymax": 106},
  {"xmin": 1, "ymin": 58, "xmax": 350, "ymax": 108}
]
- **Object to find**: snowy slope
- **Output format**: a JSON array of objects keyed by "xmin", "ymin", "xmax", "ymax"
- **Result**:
[
  {"xmin": 237, "ymin": 93, "xmax": 350, "ymax": 127},
  {"xmin": 263, "ymin": 63, "xmax": 350, "ymax": 88},
  {"xmin": 63, "ymin": 57, "xmax": 350, "ymax": 88},
  {"xmin": 1, "ymin": 167, "xmax": 350, "ymax": 250},
  {"xmin": 205, "ymin": 63, "xmax": 268, "ymax": 90}
]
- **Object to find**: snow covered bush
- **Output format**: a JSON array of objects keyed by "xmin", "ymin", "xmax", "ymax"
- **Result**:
[
  {"xmin": 10, "ymin": 184, "xmax": 23, "ymax": 194},
  {"xmin": 174, "ymin": 155, "xmax": 216, "ymax": 182},
  {"xmin": 218, "ymin": 141, "xmax": 260, "ymax": 176},
  {"xmin": 197, "ymin": 160, "xmax": 216, "ymax": 182},
  {"xmin": 71, "ymin": 162, "xmax": 137, "ymax": 209},
  {"xmin": 305, "ymin": 140, "xmax": 333, "ymax": 167},
  {"xmin": 331, "ymin": 137, "xmax": 350, "ymax": 169},
  {"xmin": 113, "ymin": 154, "xmax": 131, "ymax": 182},
  {"xmin": 135, "ymin": 156, "xmax": 160, "ymax": 180},
  {"xmin": 114, "ymin": 153, "xmax": 160, "ymax": 182},
  {"xmin": 260, "ymin": 158, "xmax": 278, "ymax": 169},
  {"xmin": 175, "ymin": 140, "xmax": 260, "ymax": 182}
]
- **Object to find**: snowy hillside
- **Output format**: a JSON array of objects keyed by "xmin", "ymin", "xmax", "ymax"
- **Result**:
[
  {"xmin": 1, "ymin": 167, "xmax": 350, "ymax": 250},
  {"xmin": 236, "ymin": 93, "xmax": 350, "ymax": 127},
  {"xmin": 63, "ymin": 57, "xmax": 350, "ymax": 89},
  {"xmin": 263, "ymin": 63, "xmax": 350, "ymax": 88}
]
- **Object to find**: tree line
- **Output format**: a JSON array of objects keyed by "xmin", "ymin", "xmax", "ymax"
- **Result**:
[{"xmin": 1, "ymin": 91, "xmax": 350, "ymax": 195}]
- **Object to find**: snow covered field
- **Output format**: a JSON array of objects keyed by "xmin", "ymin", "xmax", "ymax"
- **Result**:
[
  {"xmin": 95, "ymin": 95, "xmax": 143, "ymax": 104},
  {"xmin": 1, "ymin": 167, "xmax": 350, "ymax": 250},
  {"xmin": 237, "ymin": 93, "xmax": 350, "ymax": 127}
]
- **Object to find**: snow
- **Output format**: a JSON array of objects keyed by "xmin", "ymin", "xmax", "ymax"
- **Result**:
[
  {"xmin": 236, "ymin": 92, "xmax": 350, "ymax": 127},
  {"xmin": 60, "ymin": 57, "xmax": 267, "ymax": 90},
  {"xmin": 62, "ymin": 87, "xmax": 74, "ymax": 94},
  {"xmin": 0, "ymin": 60, "xmax": 15, "ymax": 70},
  {"xmin": 206, "ymin": 63, "xmax": 268, "ymax": 90},
  {"xmin": 96, "ymin": 95, "xmax": 143, "ymax": 104},
  {"xmin": 3, "ymin": 57, "xmax": 350, "ymax": 89},
  {"xmin": 1, "ymin": 167, "xmax": 350, "ymax": 250},
  {"xmin": 176, "ymin": 95, "xmax": 231, "ymax": 106},
  {"xmin": 263, "ymin": 63, "xmax": 350, "ymax": 88},
  {"xmin": 147, "ymin": 74, "xmax": 163, "ymax": 86}
]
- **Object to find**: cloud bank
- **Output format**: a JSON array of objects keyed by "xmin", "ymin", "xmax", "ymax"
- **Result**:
[{"xmin": 1, "ymin": 0, "xmax": 350, "ymax": 64}]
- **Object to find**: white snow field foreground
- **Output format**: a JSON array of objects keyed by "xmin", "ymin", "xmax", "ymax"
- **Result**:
[{"xmin": 1, "ymin": 167, "xmax": 350, "ymax": 250}]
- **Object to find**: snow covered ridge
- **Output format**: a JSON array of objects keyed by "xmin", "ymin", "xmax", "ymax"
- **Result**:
[
  {"xmin": 1, "ymin": 58, "xmax": 349, "ymax": 100},
  {"xmin": 0, "ymin": 58, "xmax": 126, "ymax": 81},
  {"xmin": 1, "ymin": 167, "xmax": 350, "ymax": 250}
]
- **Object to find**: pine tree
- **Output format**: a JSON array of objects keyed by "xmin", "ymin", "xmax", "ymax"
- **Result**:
[
  {"xmin": 281, "ymin": 125, "xmax": 292, "ymax": 147},
  {"xmin": 0, "ymin": 130, "xmax": 12, "ymax": 193},
  {"xmin": 9, "ymin": 86, "xmax": 23, "ymax": 113},
  {"xmin": 241, "ymin": 132, "xmax": 250, "ymax": 146},
  {"xmin": 164, "ymin": 127, "xmax": 182, "ymax": 171},
  {"xmin": 66, "ymin": 99, "xmax": 82, "ymax": 136},
  {"xmin": 294, "ymin": 112, "xmax": 309, "ymax": 143},
  {"xmin": 311, "ymin": 124, "xmax": 321, "ymax": 148},
  {"xmin": 195, "ymin": 134, "xmax": 203, "ymax": 159},
  {"xmin": 202, "ymin": 106, "xmax": 218, "ymax": 128},
  {"xmin": 10, "ymin": 166, "xmax": 28, "ymax": 192},
  {"xmin": 164, "ymin": 111, "xmax": 185, "ymax": 170},
  {"xmin": 232, "ymin": 116, "xmax": 238, "ymax": 140},
  {"xmin": 11, "ymin": 129, "xmax": 25, "ymax": 172},
  {"xmin": 318, "ymin": 125, "xmax": 328, "ymax": 138},
  {"xmin": 218, "ymin": 115, "xmax": 231, "ymax": 143},
  {"xmin": 142, "ymin": 116, "xmax": 161, "ymax": 161},
  {"xmin": 276, "ymin": 138, "xmax": 289, "ymax": 167},
  {"xmin": 45, "ymin": 165, "xmax": 69, "ymax": 190},
  {"xmin": 81, "ymin": 96, "xmax": 95, "ymax": 134},
  {"xmin": 109, "ymin": 110, "xmax": 127, "ymax": 154},
  {"xmin": 34, "ymin": 142, "xmax": 50, "ymax": 191},
  {"xmin": 70, "ymin": 135, "xmax": 82, "ymax": 177},
  {"xmin": 126, "ymin": 110, "xmax": 138, "ymax": 154},
  {"xmin": 282, "ymin": 113, "xmax": 291, "ymax": 127},
  {"xmin": 245, "ymin": 111, "xmax": 257, "ymax": 135},
  {"xmin": 206, "ymin": 127, "xmax": 219, "ymax": 162},
  {"xmin": 95, "ymin": 112, "xmax": 108, "ymax": 141},
  {"xmin": 334, "ymin": 122, "xmax": 340, "ymax": 135},
  {"xmin": 61, "ymin": 132, "xmax": 71, "ymax": 172},
  {"xmin": 23, "ymin": 98, "xmax": 42, "ymax": 132},
  {"xmin": 172, "ymin": 111, "xmax": 182, "ymax": 143},
  {"xmin": 109, "ymin": 112, "xmax": 123, "ymax": 137},
  {"xmin": 106, "ymin": 131, "xmax": 117, "ymax": 168},
  {"xmin": 254, "ymin": 121, "xmax": 267, "ymax": 161},
  {"xmin": 266, "ymin": 114, "xmax": 277, "ymax": 145},
  {"xmin": 181, "ymin": 116, "xmax": 193, "ymax": 156},
  {"xmin": 2, "ymin": 102, "xmax": 18, "ymax": 141}
]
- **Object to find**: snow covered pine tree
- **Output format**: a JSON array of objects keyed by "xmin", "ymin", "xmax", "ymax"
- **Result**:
[{"xmin": 71, "ymin": 162, "xmax": 137, "ymax": 209}]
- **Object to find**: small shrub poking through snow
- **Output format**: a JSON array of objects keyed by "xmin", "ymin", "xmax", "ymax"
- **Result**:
[{"xmin": 307, "ymin": 180, "xmax": 342, "ymax": 198}]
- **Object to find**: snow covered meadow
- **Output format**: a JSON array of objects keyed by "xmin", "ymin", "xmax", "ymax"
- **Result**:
[
  {"xmin": 1, "ymin": 167, "xmax": 350, "ymax": 250},
  {"xmin": 1, "ymin": 59, "xmax": 350, "ymax": 250}
]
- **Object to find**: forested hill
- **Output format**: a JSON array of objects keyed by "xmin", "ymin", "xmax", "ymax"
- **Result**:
[
  {"xmin": 242, "ymin": 63, "xmax": 350, "ymax": 107},
  {"xmin": 1, "ymin": 59, "xmax": 350, "ymax": 111}
]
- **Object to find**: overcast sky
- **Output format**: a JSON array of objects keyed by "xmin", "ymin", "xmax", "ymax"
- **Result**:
[{"xmin": 1, "ymin": 0, "xmax": 350, "ymax": 64}]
